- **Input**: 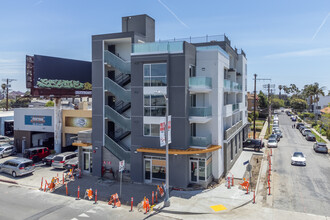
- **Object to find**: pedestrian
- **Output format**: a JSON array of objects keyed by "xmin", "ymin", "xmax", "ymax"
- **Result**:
[{"xmin": 294, "ymin": 124, "xmax": 296, "ymax": 129}]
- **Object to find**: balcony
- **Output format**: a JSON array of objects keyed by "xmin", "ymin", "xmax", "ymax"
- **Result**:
[
  {"xmin": 223, "ymin": 103, "xmax": 241, "ymax": 117},
  {"xmin": 223, "ymin": 79, "xmax": 242, "ymax": 92},
  {"xmin": 132, "ymin": 41, "xmax": 183, "ymax": 55},
  {"xmin": 190, "ymin": 134, "xmax": 212, "ymax": 149},
  {"xmin": 189, "ymin": 77, "xmax": 212, "ymax": 94},
  {"xmin": 189, "ymin": 106, "xmax": 212, "ymax": 123},
  {"xmin": 224, "ymin": 120, "xmax": 243, "ymax": 140},
  {"xmin": 232, "ymin": 103, "xmax": 239, "ymax": 112}
]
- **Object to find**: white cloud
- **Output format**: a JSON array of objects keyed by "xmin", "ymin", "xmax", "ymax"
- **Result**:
[{"xmin": 265, "ymin": 47, "xmax": 330, "ymax": 59}]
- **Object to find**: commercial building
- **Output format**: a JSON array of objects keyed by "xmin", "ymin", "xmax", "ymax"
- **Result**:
[
  {"xmin": 14, "ymin": 102, "xmax": 91, "ymax": 157},
  {"xmin": 92, "ymin": 14, "xmax": 249, "ymax": 188},
  {"xmin": 0, "ymin": 111, "xmax": 14, "ymax": 137}
]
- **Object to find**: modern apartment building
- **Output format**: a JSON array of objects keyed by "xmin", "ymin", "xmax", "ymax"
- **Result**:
[{"xmin": 92, "ymin": 14, "xmax": 249, "ymax": 188}]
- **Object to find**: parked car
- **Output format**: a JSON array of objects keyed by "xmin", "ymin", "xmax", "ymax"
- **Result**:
[
  {"xmin": 0, "ymin": 143, "xmax": 17, "ymax": 158},
  {"xmin": 269, "ymin": 134, "xmax": 280, "ymax": 142},
  {"xmin": 313, "ymin": 142, "xmax": 328, "ymax": 153},
  {"xmin": 243, "ymin": 139, "xmax": 264, "ymax": 151},
  {"xmin": 299, "ymin": 126, "xmax": 305, "ymax": 133},
  {"xmin": 42, "ymin": 154, "xmax": 58, "ymax": 166},
  {"xmin": 274, "ymin": 129, "xmax": 283, "ymax": 138},
  {"xmin": 52, "ymin": 152, "xmax": 77, "ymax": 169},
  {"xmin": 287, "ymin": 112, "xmax": 292, "ymax": 116},
  {"xmin": 267, "ymin": 138, "xmax": 278, "ymax": 148},
  {"xmin": 305, "ymin": 133, "xmax": 316, "ymax": 141},
  {"xmin": 0, "ymin": 158, "xmax": 35, "ymax": 177},
  {"xmin": 291, "ymin": 152, "xmax": 306, "ymax": 166},
  {"xmin": 23, "ymin": 147, "xmax": 50, "ymax": 163},
  {"xmin": 291, "ymin": 116, "xmax": 297, "ymax": 121},
  {"xmin": 302, "ymin": 129, "xmax": 312, "ymax": 136},
  {"xmin": 296, "ymin": 123, "xmax": 304, "ymax": 129},
  {"xmin": 64, "ymin": 157, "xmax": 78, "ymax": 171}
]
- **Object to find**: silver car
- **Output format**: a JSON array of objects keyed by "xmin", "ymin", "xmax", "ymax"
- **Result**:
[
  {"xmin": 267, "ymin": 138, "xmax": 278, "ymax": 148},
  {"xmin": 0, "ymin": 158, "xmax": 35, "ymax": 177},
  {"xmin": 0, "ymin": 143, "xmax": 17, "ymax": 158},
  {"xmin": 52, "ymin": 152, "xmax": 77, "ymax": 169}
]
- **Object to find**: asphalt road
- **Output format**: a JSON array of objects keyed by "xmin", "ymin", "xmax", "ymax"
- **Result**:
[
  {"xmin": 0, "ymin": 183, "xmax": 170, "ymax": 220},
  {"xmin": 272, "ymin": 112, "xmax": 330, "ymax": 217}
]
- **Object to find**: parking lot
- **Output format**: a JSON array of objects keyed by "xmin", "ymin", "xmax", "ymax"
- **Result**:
[
  {"xmin": 0, "ymin": 154, "xmax": 67, "ymax": 188},
  {"xmin": 272, "ymin": 111, "xmax": 330, "ymax": 216}
]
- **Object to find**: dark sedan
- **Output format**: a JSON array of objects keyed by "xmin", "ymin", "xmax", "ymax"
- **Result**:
[
  {"xmin": 305, "ymin": 133, "xmax": 316, "ymax": 141},
  {"xmin": 42, "ymin": 154, "xmax": 57, "ymax": 166}
]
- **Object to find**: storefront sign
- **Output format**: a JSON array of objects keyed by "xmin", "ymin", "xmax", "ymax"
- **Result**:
[
  {"xmin": 65, "ymin": 117, "xmax": 92, "ymax": 128},
  {"xmin": 25, "ymin": 115, "xmax": 52, "ymax": 126}
]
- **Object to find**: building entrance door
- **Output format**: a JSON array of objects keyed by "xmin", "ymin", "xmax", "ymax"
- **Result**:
[
  {"xmin": 144, "ymin": 159, "xmax": 152, "ymax": 183},
  {"xmin": 190, "ymin": 160, "xmax": 198, "ymax": 183},
  {"xmin": 83, "ymin": 151, "xmax": 91, "ymax": 173}
]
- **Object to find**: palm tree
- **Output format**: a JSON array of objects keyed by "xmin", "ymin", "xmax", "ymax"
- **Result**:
[
  {"xmin": 278, "ymin": 85, "xmax": 283, "ymax": 99},
  {"xmin": 307, "ymin": 83, "xmax": 326, "ymax": 120},
  {"xmin": 1, "ymin": 83, "xmax": 6, "ymax": 100}
]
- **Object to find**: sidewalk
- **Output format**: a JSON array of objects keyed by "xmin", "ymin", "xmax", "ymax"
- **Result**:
[{"xmin": 154, "ymin": 183, "xmax": 253, "ymax": 214}]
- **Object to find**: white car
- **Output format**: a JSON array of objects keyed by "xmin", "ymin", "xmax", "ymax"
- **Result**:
[
  {"xmin": 291, "ymin": 152, "xmax": 306, "ymax": 166},
  {"xmin": 267, "ymin": 138, "xmax": 278, "ymax": 148}
]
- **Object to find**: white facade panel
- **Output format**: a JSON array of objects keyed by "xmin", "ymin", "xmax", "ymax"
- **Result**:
[{"xmin": 14, "ymin": 108, "xmax": 54, "ymax": 132}]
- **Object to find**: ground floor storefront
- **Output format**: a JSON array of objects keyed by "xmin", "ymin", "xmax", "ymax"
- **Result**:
[{"xmin": 130, "ymin": 145, "xmax": 221, "ymax": 188}]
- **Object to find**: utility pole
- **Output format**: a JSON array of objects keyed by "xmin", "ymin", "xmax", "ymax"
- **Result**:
[
  {"xmin": 253, "ymin": 74, "xmax": 257, "ymax": 139},
  {"xmin": 268, "ymin": 85, "xmax": 271, "ymax": 133},
  {"xmin": 2, "ymin": 78, "xmax": 16, "ymax": 111}
]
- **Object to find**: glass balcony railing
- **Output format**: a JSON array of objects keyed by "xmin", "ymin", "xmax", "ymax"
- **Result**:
[
  {"xmin": 132, "ymin": 41, "xmax": 183, "ymax": 54},
  {"xmin": 189, "ymin": 77, "xmax": 212, "ymax": 90},
  {"xmin": 223, "ymin": 79, "xmax": 242, "ymax": 92},
  {"xmin": 232, "ymin": 103, "xmax": 239, "ymax": 111},
  {"xmin": 190, "ymin": 134, "xmax": 212, "ymax": 148},
  {"xmin": 189, "ymin": 106, "xmax": 212, "ymax": 117}
]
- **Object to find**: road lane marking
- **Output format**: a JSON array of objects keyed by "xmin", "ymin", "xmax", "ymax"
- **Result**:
[
  {"xmin": 78, "ymin": 213, "xmax": 89, "ymax": 217},
  {"xmin": 210, "ymin": 204, "xmax": 227, "ymax": 212}
]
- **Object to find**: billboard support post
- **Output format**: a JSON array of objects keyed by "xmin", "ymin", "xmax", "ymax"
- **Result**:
[{"xmin": 54, "ymin": 98, "xmax": 62, "ymax": 154}]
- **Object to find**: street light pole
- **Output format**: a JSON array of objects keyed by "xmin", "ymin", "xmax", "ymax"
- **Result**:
[
  {"xmin": 164, "ymin": 95, "xmax": 170, "ymax": 207},
  {"xmin": 155, "ymin": 90, "xmax": 170, "ymax": 207}
]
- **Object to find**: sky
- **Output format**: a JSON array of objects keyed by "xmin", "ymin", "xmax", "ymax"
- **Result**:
[{"xmin": 0, "ymin": 0, "xmax": 329, "ymax": 94}]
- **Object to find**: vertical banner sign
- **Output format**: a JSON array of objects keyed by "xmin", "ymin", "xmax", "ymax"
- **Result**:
[
  {"xmin": 119, "ymin": 160, "xmax": 125, "ymax": 199},
  {"xmin": 160, "ymin": 118, "xmax": 166, "ymax": 147},
  {"xmin": 168, "ymin": 115, "xmax": 172, "ymax": 144},
  {"xmin": 119, "ymin": 160, "xmax": 125, "ymax": 172}
]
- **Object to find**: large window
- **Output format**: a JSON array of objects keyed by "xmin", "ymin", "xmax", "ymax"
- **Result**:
[
  {"xmin": 144, "ymin": 124, "xmax": 160, "ymax": 136},
  {"xmin": 144, "ymin": 95, "xmax": 166, "ymax": 116},
  {"xmin": 144, "ymin": 63, "xmax": 167, "ymax": 87}
]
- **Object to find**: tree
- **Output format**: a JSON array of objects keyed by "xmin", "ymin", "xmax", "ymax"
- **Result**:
[
  {"xmin": 290, "ymin": 84, "xmax": 301, "ymax": 97},
  {"xmin": 258, "ymin": 91, "xmax": 268, "ymax": 110},
  {"xmin": 271, "ymin": 98, "xmax": 284, "ymax": 109},
  {"xmin": 278, "ymin": 85, "xmax": 283, "ymax": 99},
  {"xmin": 45, "ymin": 100, "xmax": 54, "ymax": 107},
  {"xmin": 282, "ymin": 85, "xmax": 291, "ymax": 95},
  {"xmin": 1, "ymin": 83, "xmax": 6, "ymax": 99},
  {"xmin": 290, "ymin": 98, "xmax": 307, "ymax": 111}
]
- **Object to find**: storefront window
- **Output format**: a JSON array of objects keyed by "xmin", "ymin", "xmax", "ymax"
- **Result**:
[{"xmin": 199, "ymin": 160, "xmax": 205, "ymax": 181}]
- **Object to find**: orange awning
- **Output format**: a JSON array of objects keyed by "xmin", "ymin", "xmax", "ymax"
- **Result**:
[
  {"xmin": 136, "ymin": 145, "xmax": 221, "ymax": 155},
  {"xmin": 72, "ymin": 142, "xmax": 92, "ymax": 147}
]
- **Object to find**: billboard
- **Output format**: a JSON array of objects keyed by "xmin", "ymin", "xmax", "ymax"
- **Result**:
[
  {"xmin": 65, "ymin": 117, "xmax": 92, "ymax": 128},
  {"xmin": 24, "ymin": 115, "xmax": 52, "ymax": 126},
  {"xmin": 27, "ymin": 55, "xmax": 92, "ymax": 97}
]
